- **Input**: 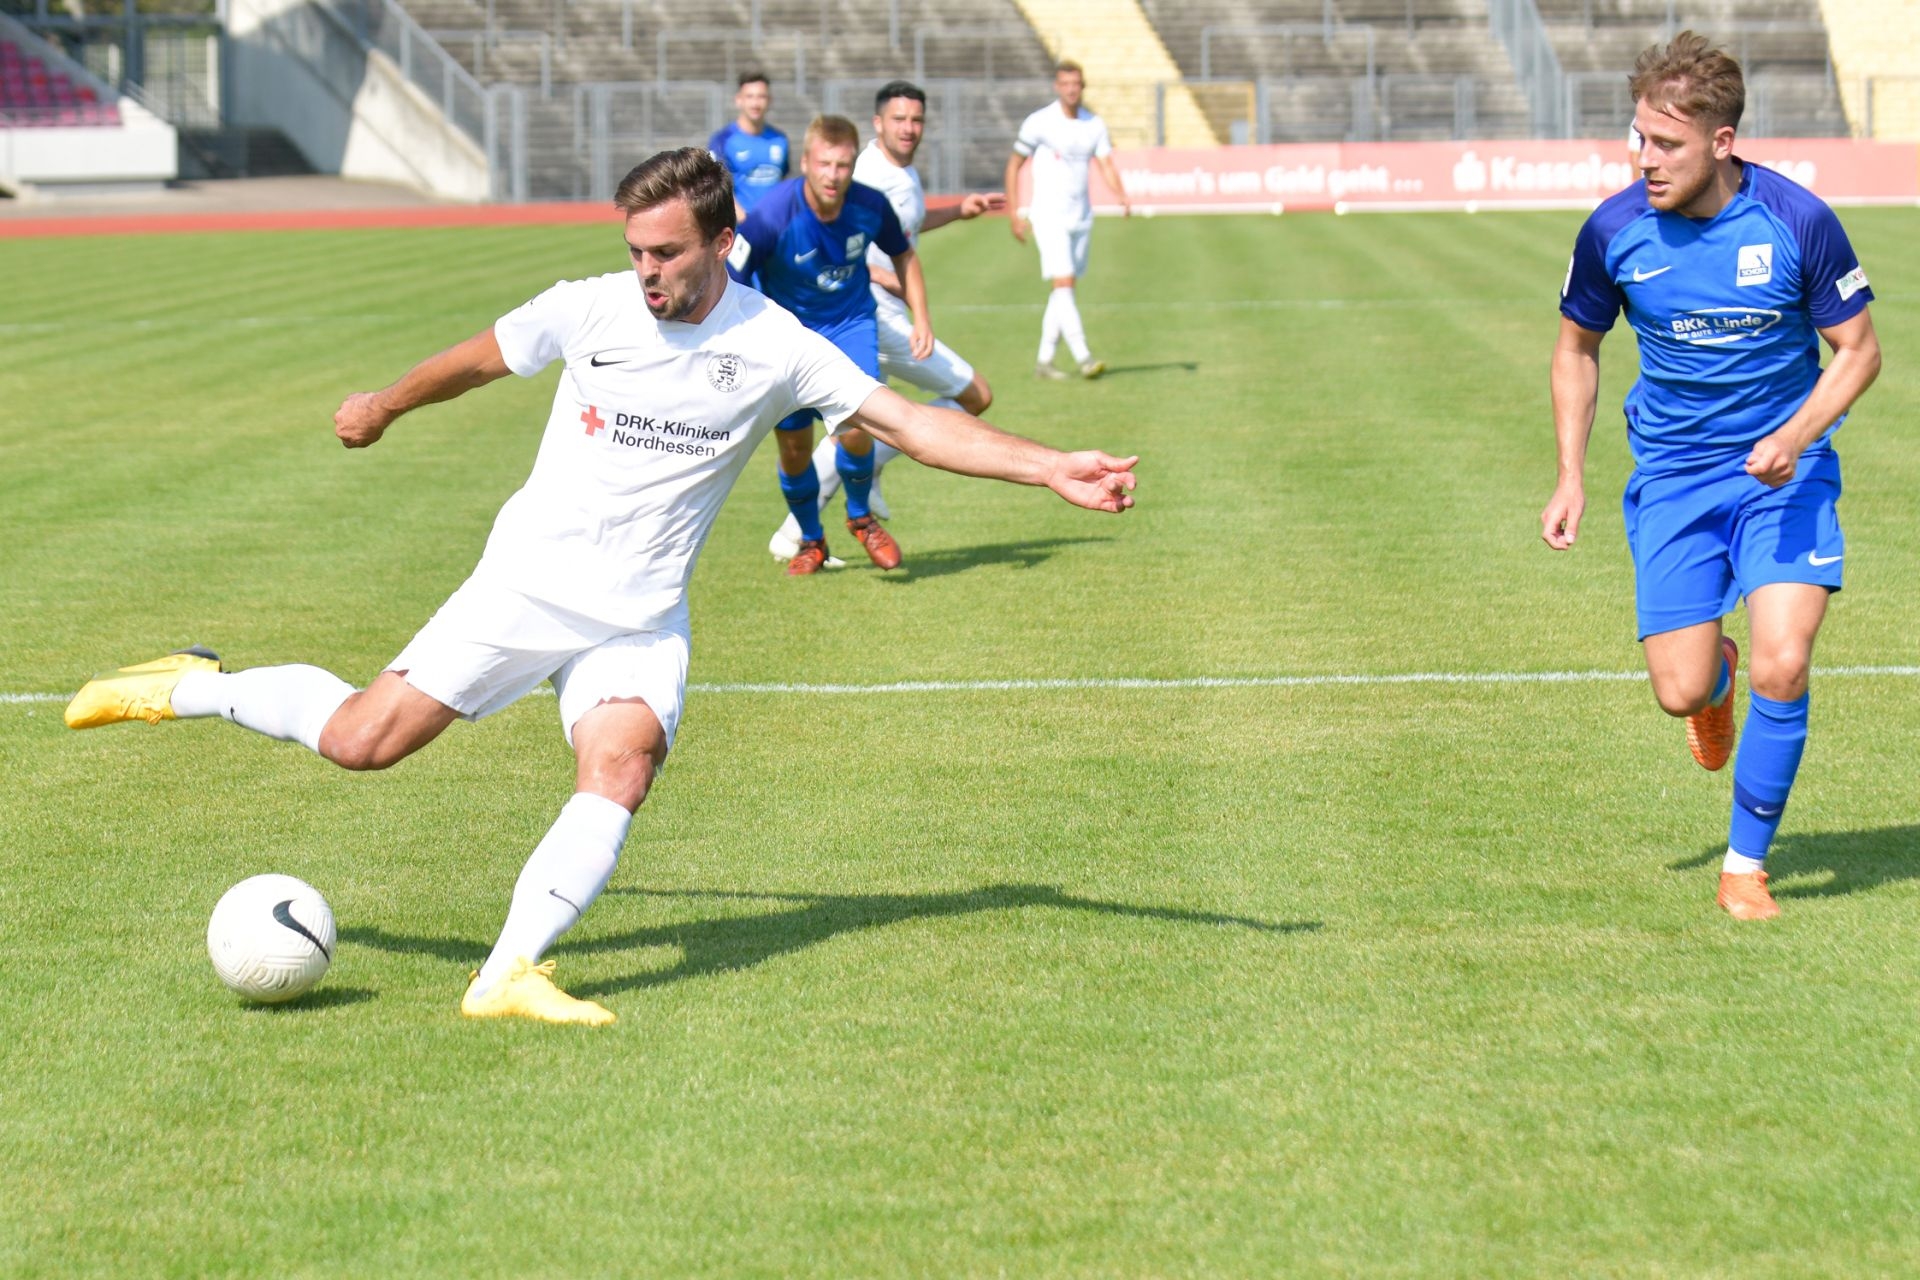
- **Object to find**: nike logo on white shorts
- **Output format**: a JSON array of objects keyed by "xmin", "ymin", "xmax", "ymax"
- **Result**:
[
  {"xmin": 1632, "ymin": 265, "xmax": 1673, "ymax": 282},
  {"xmin": 1808, "ymin": 553, "xmax": 1843, "ymax": 566}
]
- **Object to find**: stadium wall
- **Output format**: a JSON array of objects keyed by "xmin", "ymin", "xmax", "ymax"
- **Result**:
[
  {"xmin": 225, "ymin": 0, "xmax": 487, "ymax": 200},
  {"xmin": 1051, "ymin": 139, "xmax": 1920, "ymax": 214}
]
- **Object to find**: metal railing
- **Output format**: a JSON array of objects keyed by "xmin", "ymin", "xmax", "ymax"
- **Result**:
[
  {"xmin": 424, "ymin": 26, "xmax": 550, "ymax": 98},
  {"xmin": 1488, "ymin": 0, "xmax": 1567, "ymax": 138},
  {"xmin": 573, "ymin": 80, "xmax": 726, "ymax": 201},
  {"xmin": 1199, "ymin": 22, "xmax": 1375, "ymax": 84}
]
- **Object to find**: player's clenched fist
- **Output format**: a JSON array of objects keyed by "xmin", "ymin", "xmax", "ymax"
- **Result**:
[
  {"xmin": 1744, "ymin": 431, "xmax": 1801, "ymax": 487},
  {"xmin": 1540, "ymin": 481, "xmax": 1584, "ymax": 550},
  {"xmin": 334, "ymin": 392, "xmax": 394, "ymax": 449}
]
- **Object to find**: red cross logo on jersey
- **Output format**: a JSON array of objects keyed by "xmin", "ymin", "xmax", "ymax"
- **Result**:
[{"xmin": 581, "ymin": 404, "xmax": 606, "ymax": 436}]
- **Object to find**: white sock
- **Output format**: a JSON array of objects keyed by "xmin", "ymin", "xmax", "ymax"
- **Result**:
[
  {"xmin": 171, "ymin": 666, "xmax": 354, "ymax": 754},
  {"xmin": 811, "ymin": 434, "xmax": 841, "ymax": 507},
  {"xmin": 1038, "ymin": 291, "xmax": 1063, "ymax": 364},
  {"xmin": 473, "ymin": 792, "xmax": 633, "ymax": 994},
  {"xmin": 1055, "ymin": 287, "xmax": 1091, "ymax": 362},
  {"xmin": 1723, "ymin": 849, "xmax": 1766, "ymax": 875}
]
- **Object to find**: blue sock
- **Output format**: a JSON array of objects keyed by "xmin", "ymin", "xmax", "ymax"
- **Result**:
[
  {"xmin": 778, "ymin": 463, "xmax": 823, "ymax": 541},
  {"xmin": 1710, "ymin": 655, "xmax": 1732, "ymax": 706},
  {"xmin": 836, "ymin": 439, "xmax": 874, "ymax": 521},
  {"xmin": 1728, "ymin": 690, "xmax": 1809, "ymax": 861}
]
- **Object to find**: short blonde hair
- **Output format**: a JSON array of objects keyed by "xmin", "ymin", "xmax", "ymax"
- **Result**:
[
  {"xmin": 1055, "ymin": 59, "xmax": 1084, "ymax": 80},
  {"xmin": 803, "ymin": 114, "xmax": 859, "ymax": 151},
  {"xmin": 1630, "ymin": 30, "xmax": 1744, "ymax": 131}
]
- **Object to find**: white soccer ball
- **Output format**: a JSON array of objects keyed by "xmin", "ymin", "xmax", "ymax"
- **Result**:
[{"xmin": 207, "ymin": 874, "xmax": 335, "ymax": 1003}]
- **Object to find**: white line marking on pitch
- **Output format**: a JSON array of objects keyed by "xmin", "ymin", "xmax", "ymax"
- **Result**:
[{"xmin": 8, "ymin": 666, "xmax": 1918, "ymax": 706}]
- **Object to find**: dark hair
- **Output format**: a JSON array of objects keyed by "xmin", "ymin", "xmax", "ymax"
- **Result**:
[
  {"xmin": 1630, "ymin": 30, "xmax": 1744, "ymax": 131},
  {"xmin": 737, "ymin": 71, "xmax": 770, "ymax": 89},
  {"xmin": 612, "ymin": 148, "xmax": 736, "ymax": 241},
  {"xmin": 874, "ymin": 80, "xmax": 925, "ymax": 114}
]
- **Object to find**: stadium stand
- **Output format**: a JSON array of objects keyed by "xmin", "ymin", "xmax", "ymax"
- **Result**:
[
  {"xmin": 1818, "ymin": 0, "xmax": 1920, "ymax": 140},
  {"xmin": 1, "ymin": 36, "xmax": 120, "ymax": 126},
  {"xmin": 1536, "ymin": 0, "xmax": 1848, "ymax": 135},
  {"xmin": 0, "ymin": 11, "xmax": 176, "ymax": 193},
  {"xmin": 1136, "ymin": 0, "xmax": 1536, "ymax": 142}
]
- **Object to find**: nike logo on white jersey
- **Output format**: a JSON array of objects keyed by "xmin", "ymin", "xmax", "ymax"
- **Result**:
[
  {"xmin": 1808, "ymin": 552, "xmax": 1843, "ymax": 566},
  {"xmin": 795, "ymin": 248, "xmax": 818, "ymax": 263},
  {"xmin": 1632, "ymin": 265, "xmax": 1673, "ymax": 282}
]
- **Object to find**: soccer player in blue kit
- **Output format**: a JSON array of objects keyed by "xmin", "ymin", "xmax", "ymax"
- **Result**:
[
  {"xmin": 708, "ymin": 72, "xmax": 790, "ymax": 219},
  {"xmin": 1542, "ymin": 33, "xmax": 1881, "ymax": 920},
  {"xmin": 730, "ymin": 113, "xmax": 933, "ymax": 574}
]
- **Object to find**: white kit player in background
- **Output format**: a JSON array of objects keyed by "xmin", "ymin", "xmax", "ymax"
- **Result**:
[
  {"xmin": 768, "ymin": 79, "xmax": 1006, "ymax": 562},
  {"xmin": 1005, "ymin": 59, "xmax": 1131, "ymax": 380},
  {"xmin": 62, "ymin": 148, "xmax": 1140, "ymax": 1027}
]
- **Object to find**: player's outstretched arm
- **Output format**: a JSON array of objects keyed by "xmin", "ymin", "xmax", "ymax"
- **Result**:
[
  {"xmin": 334, "ymin": 327, "xmax": 513, "ymax": 449},
  {"xmin": 1746, "ymin": 309, "xmax": 1881, "ymax": 487},
  {"xmin": 921, "ymin": 190, "xmax": 1006, "ymax": 233},
  {"xmin": 1542, "ymin": 318, "xmax": 1604, "ymax": 550},
  {"xmin": 894, "ymin": 249, "xmax": 934, "ymax": 359},
  {"xmin": 1004, "ymin": 153, "xmax": 1029, "ymax": 242},
  {"xmin": 1095, "ymin": 155, "xmax": 1131, "ymax": 215},
  {"xmin": 847, "ymin": 386, "xmax": 1136, "ymax": 513}
]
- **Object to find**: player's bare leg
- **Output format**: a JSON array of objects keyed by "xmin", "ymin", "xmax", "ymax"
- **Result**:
[
  {"xmin": 464, "ymin": 698, "xmax": 667, "ymax": 1026},
  {"xmin": 315, "ymin": 671, "xmax": 461, "ymax": 770},
  {"xmin": 1643, "ymin": 618, "xmax": 1737, "ymax": 754}
]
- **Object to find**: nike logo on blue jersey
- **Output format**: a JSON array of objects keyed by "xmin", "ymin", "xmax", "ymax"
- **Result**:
[
  {"xmin": 1632, "ymin": 265, "xmax": 1673, "ymax": 282},
  {"xmin": 1808, "ymin": 552, "xmax": 1843, "ymax": 566},
  {"xmin": 795, "ymin": 249, "xmax": 818, "ymax": 262}
]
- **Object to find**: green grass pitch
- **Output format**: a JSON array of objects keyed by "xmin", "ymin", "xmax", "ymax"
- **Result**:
[{"xmin": 2, "ymin": 206, "xmax": 1918, "ymax": 1276}]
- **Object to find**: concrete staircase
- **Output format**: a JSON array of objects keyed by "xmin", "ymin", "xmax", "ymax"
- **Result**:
[
  {"xmin": 1003, "ymin": 0, "xmax": 1219, "ymax": 145},
  {"xmin": 1817, "ymin": 0, "xmax": 1920, "ymax": 138}
]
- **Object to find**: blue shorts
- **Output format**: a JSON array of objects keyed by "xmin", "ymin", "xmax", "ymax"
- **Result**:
[
  {"xmin": 777, "ymin": 315, "xmax": 881, "ymax": 433},
  {"xmin": 1622, "ymin": 446, "xmax": 1844, "ymax": 640}
]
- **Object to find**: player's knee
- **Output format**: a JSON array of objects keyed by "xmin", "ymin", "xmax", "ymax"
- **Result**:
[
  {"xmin": 1749, "ymin": 649, "xmax": 1811, "ymax": 702},
  {"xmin": 961, "ymin": 378, "xmax": 992, "ymax": 414},
  {"xmin": 319, "ymin": 720, "xmax": 407, "ymax": 772},
  {"xmin": 1651, "ymin": 680, "xmax": 1711, "ymax": 718},
  {"xmin": 577, "ymin": 748, "xmax": 657, "ymax": 812}
]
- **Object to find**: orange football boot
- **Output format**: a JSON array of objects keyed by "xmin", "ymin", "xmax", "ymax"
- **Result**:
[
  {"xmin": 787, "ymin": 539, "xmax": 831, "ymax": 576},
  {"xmin": 1718, "ymin": 869, "xmax": 1780, "ymax": 920},
  {"xmin": 1687, "ymin": 636, "xmax": 1739, "ymax": 771},
  {"xmin": 847, "ymin": 515, "xmax": 902, "ymax": 570}
]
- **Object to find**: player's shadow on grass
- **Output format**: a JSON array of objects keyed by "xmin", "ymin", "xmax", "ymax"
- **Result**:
[
  {"xmin": 340, "ymin": 884, "xmax": 1317, "ymax": 996},
  {"xmin": 875, "ymin": 535, "xmax": 1112, "ymax": 583},
  {"xmin": 1095, "ymin": 360, "xmax": 1198, "ymax": 378},
  {"xmin": 1670, "ymin": 825, "xmax": 1920, "ymax": 900},
  {"xmin": 237, "ymin": 986, "xmax": 376, "ymax": 1012}
]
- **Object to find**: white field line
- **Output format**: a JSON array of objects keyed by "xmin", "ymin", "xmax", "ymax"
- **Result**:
[{"xmin": 8, "ymin": 665, "xmax": 1919, "ymax": 706}]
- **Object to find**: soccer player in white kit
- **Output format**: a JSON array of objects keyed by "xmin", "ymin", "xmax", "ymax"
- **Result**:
[
  {"xmin": 63, "ymin": 149, "xmax": 1140, "ymax": 1026},
  {"xmin": 1006, "ymin": 60, "xmax": 1131, "ymax": 380},
  {"xmin": 768, "ymin": 79, "xmax": 1007, "ymax": 562}
]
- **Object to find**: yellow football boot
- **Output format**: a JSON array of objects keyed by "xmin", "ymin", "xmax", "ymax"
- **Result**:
[
  {"xmin": 64, "ymin": 647, "xmax": 221, "ymax": 729},
  {"xmin": 460, "ymin": 959, "xmax": 616, "ymax": 1027}
]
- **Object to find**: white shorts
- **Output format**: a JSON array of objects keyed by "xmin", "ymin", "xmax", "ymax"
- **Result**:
[
  {"xmin": 875, "ymin": 305, "xmax": 975, "ymax": 398},
  {"xmin": 1034, "ymin": 219, "xmax": 1092, "ymax": 281},
  {"xmin": 387, "ymin": 575, "xmax": 690, "ymax": 749}
]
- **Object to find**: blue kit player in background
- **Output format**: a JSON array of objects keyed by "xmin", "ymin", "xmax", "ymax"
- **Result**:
[
  {"xmin": 1542, "ymin": 32, "xmax": 1881, "ymax": 921},
  {"xmin": 730, "ymin": 113, "xmax": 933, "ymax": 575},
  {"xmin": 708, "ymin": 72, "xmax": 789, "ymax": 220}
]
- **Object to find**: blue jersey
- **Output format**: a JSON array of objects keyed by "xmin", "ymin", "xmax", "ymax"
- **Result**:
[
  {"xmin": 727, "ymin": 178, "xmax": 911, "ymax": 332},
  {"xmin": 708, "ymin": 122, "xmax": 790, "ymax": 213},
  {"xmin": 1561, "ymin": 161, "xmax": 1873, "ymax": 473}
]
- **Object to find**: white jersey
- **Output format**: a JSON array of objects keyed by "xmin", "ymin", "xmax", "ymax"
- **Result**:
[
  {"xmin": 487, "ymin": 272, "xmax": 881, "ymax": 629},
  {"xmin": 1013, "ymin": 103, "xmax": 1111, "ymax": 229},
  {"xmin": 855, "ymin": 141, "xmax": 925, "ymax": 321}
]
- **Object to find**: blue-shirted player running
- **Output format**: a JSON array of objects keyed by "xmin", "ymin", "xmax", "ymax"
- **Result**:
[
  {"xmin": 1544, "ymin": 33, "xmax": 1882, "ymax": 921},
  {"xmin": 708, "ymin": 72, "xmax": 790, "ymax": 219},
  {"xmin": 730, "ymin": 113, "xmax": 932, "ymax": 574}
]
